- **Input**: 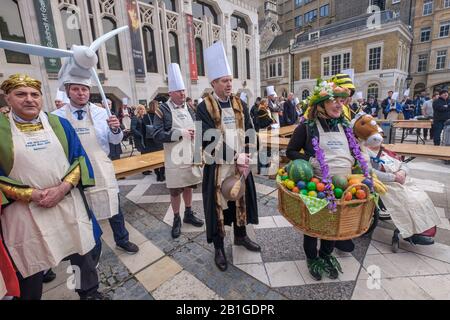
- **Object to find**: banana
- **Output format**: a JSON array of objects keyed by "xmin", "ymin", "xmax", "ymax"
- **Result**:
[{"xmin": 347, "ymin": 174, "xmax": 364, "ymax": 180}]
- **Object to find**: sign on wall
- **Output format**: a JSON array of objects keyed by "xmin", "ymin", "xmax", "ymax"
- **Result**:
[
  {"xmin": 127, "ymin": 0, "xmax": 146, "ymax": 77},
  {"xmin": 186, "ymin": 14, "xmax": 198, "ymax": 81}
]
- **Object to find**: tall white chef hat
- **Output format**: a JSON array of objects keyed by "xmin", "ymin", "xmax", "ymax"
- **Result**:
[
  {"xmin": 168, "ymin": 63, "xmax": 186, "ymax": 92},
  {"xmin": 204, "ymin": 41, "xmax": 232, "ymax": 83},
  {"xmin": 266, "ymin": 86, "xmax": 276, "ymax": 97}
]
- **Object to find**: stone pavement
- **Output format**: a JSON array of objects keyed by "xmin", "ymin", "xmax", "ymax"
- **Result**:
[{"xmin": 42, "ymin": 138, "xmax": 450, "ymax": 300}]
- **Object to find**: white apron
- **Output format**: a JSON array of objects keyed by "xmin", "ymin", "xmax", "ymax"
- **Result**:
[
  {"xmin": 1, "ymin": 112, "xmax": 95, "ymax": 277},
  {"xmin": 122, "ymin": 108, "xmax": 131, "ymax": 130},
  {"xmin": 0, "ymin": 270, "xmax": 6, "ymax": 299},
  {"xmin": 164, "ymin": 102, "xmax": 202, "ymax": 189},
  {"xmin": 65, "ymin": 106, "xmax": 119, "ymax": 220},
  {"xmin": 218, "ymin": 106, "xmax": 243, "ymax": 209},
  {"xmin": 310, "ymin": 121, "xmax": 354, "ymax": 178},
  {"xmin": 375, "ymin": 151, "xmax": 441, "ymax": 238}
]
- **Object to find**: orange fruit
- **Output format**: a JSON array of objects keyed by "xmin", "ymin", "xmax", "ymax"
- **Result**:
[
  {"xmin": 348, "ymin": 179, "xmax": 362, "ymax": 186},
  {"xmin": 310, "ymin": 177, "xmax": 320, "ymax": 184},
  {"xmin": 356, "ymin": 190, "xmax": 367, "ymax": 200},
  {"xmin": 316, "ymin": 183, "xmax": 325, "ymax": 192},
  {"xmin": 344, "ymin": 192, "xmax": 353, "ymax": 201},
  {"xmin": 292, "ymin": 187, "xmax": 300, "ymax": 194}
]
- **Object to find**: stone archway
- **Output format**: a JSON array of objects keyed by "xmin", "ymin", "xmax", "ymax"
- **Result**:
[
  {"xmin": 413, "ymin": 83, "xmax": 426, "ymax": 97},
  {"xmin": 433, "ymin": 82, "xmax": 450, "ymax": 93}
]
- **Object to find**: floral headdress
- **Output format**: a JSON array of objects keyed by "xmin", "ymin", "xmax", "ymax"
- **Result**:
[{"xmin": 308, "ymin": 78, "xmax": 350, "ymax": 107}]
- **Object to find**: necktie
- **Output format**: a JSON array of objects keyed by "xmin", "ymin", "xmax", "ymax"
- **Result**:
[{"xmin": 75, "ymin": 110, "xmax": 84, "ymax": 120}]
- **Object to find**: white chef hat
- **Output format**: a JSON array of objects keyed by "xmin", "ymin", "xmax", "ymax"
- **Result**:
[
  {"xmin": 240, "ymin": 92, "xmax": 248, "ymax": 104},
  {"xmin": 204, "ymin": 41, "xmax": 232, "ymax": 83},
  {"xmin": 168, "ymin": 63, "xmax": 186, "ymax": 93},
  {"xmin": 58, "ymin": 56, "xmax": 93, "ymax": 90},
  {"xmin": 55, "ymin": 89, "xmax": 69, "ymax": 103},
  {"xmin": 266, "ymin": 86, "xmax": 276, "ymax": 97}
]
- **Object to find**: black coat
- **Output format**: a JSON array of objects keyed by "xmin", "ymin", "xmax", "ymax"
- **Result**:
[
  {"xmin": 196, "ymin": 99, "xmax": 259, "ymax": 243},
  {"xmin": 281, "ymin": 99, "xmax": 298, "ymax": 126},
  {"xmin": 433, "ymin": 97, "xmax": 449, "ymax": 122},
  {"xmin": 131, "ymin": 114, "xmax": 163, "ymax": 153}
]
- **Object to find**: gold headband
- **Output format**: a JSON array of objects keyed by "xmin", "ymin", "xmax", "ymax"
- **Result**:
[{"xmin": 0, "ymin": 74, "xmax": 42, "ymax": 94}]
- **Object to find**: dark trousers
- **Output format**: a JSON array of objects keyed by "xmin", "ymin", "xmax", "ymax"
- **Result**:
[
  {"xmin": 213, "ymin": 225, "xmax": 246, "ymax": 249},
  {"xmin": 303, "ymin": 235, "xmax": 335, "ymax": 260},
  {"xmin": 108, "ymin": 196, "xmax": 129, "ymax": 247},
  {"xmin": 17, "ymin": 244, "xmax": 101, "ymax": 300},
  {"xmin": 433, "ymin": 121, "xmax": 445, "ymax": 146}
]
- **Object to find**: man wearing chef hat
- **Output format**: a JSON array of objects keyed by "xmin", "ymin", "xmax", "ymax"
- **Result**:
[
  {"xmin": 152, "ymin": 63, "xmax": 204, "ymax": 239},
  {"xmin": 266, "ymin": 85, "xmax": 282, "ymax": 125},
  {"xmin": 54, "ymin": 89, "xmax": 69, "ymax": 110},
  {"xmin": 196, "ymin": 41, "xmax": 260, "ymax": 272},
  {"xmin": 53, "ymin": 61, "xmax": 139, "ymax": 255}
]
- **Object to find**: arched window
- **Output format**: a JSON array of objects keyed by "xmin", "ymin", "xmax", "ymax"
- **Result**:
[
  {"xmin": 232, "ymin": 46, "xmax": 239, "ymax": 78},
  {"xmin": 246, "ymin": 49, "xmax": 251, "ymax": 79},
  {"xmin": 231, "ymin": 14, "xmax": 248, "ymax": 34},
  {"xmin": 0, "ymin": 0, "xmax": 30, "ymax": 64},
  {"xmin": 192, "ymin": 0, "xmax": 218, "ymax": 24},
  {"xmin": 143, "ymin": 27, "xmax": 158, "ymax": 73},
  {"xmin": 102, "ymin": 17, "xmax": 123, "ymax": 70},
  {"xmin": 195, "ymin": 38, "xmax": 205, "ymax": 76},
  {"xmin": 60, "ymin": 6, "xmax": 84, "ymax": 50},
  {"xmin": 301, "ymin": 89, "xmax": 310, "ymax": 100},
  {"xmin": 169, "ymin": 32, "xmax": 180, "ymax": 64},
  {"xmin": 367, "ymin": 83, "xmax": 379, "ymax": 100},
  {"xmin": 164, "ymin": 0, "xmax": 176, "ymax": 11}
]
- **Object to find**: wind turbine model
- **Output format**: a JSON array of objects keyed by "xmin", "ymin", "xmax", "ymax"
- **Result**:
[{"xmin": 0, "ymin": 26, "xmax": 129, "ymax": 117}]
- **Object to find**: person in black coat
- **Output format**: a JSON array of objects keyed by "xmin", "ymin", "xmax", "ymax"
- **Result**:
[
  {"xmin": 281, "ymin": 93, "xmax": 298, "ymax": 126},
  {"xmin": 256, "ymin": 98, "xmax": 275, "ymax": 174},
  {"xmin": 433, "ymin": 89, "xmax": 449, "ymax": 146},
  {"xmin": 131, "ymin": 103, "xmax": 165, "ymax": 180}
]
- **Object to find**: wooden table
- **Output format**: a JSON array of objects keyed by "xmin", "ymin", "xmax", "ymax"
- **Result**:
[
  {"xmin": 258, "ymin": 134, "xmax": 290, "ymax": 148},
  {"xmin": 385, "ymin": 144, "xmax": 450, "ymax": 162},
  {"xmin": 263, "ymin": 124, "xmax": 297, "ymax": 138},
  {"xmin": 393, "ymin": 120, "xmax": 432, "ymax": 144},
  {"xmin": 113, "ymin": 150, "xmax": 165, "ymax": 178}
]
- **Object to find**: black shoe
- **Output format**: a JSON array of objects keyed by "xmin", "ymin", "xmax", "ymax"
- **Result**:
[
  {"xmin": 142, "ymin": 170, "xmax": 152, "ymax": 175},
  {"xmin": 405, "ymin": 234, "xmax": 434, "ymax": 246},
  {"xmin": 234, "ymin": 236, "xmax": 261, "ymax": 252},
  {"xmin": 80, "ymin": 291, "xmax": 110, "ymax": 300},
  {"xmin": 172, "ymin": 215, "xmax": 181, "ymax": 238},
  {"xmin": 161, "ymin": 173, "xmax": 166, "ymax": 182},
  {"xmin": 116, "ymin": 241, "xmax": 139, "ymax": 254},
  {"xmin": 214, "ymin": 248, "xmax": 228, "ymax": 271},
  {"xmin": 334, "ymin": 240, "xmax": 355, "ymax": 253},
  {"xmin": 183, "ymin": 210, "xmax": 204, "ymax": 227},
  {"xmin": 307, "ymin": 258, "xmax": 327, "ymax": 281},
  {"xmin": 321, "ymin": 254, "xmax": 342, "ymax": 279},
  {"xmin": 43, "ymin": 269, "xmax": 56, "ymax": 283}
]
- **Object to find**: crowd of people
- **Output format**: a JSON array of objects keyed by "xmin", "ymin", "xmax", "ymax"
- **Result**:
[{"xmin": 0, "ymin": 34, "xmax": 448, "ymax": 300}]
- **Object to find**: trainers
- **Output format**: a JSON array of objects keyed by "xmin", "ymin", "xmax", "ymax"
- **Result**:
[
  {"xmin": 183, "ymin": 210, "xmax": 204, "ymax": 227},
  {"xmin": 116, "ymin": 241, "xmax": 139, "ymax": 254},
  {"xmin": 306, "ymin": 257, "xmax": 327, "ymax": 281},
  {"xmin": 321, "ymin": 254, "xmax": 342, "ymax": 279},
  {"xmin": 80, "ymin": 291, "xmax": 110, "ymax": 300},
  {"xmin": 172, "ymin": 215, "xmax": 181, "ymax": 238}
]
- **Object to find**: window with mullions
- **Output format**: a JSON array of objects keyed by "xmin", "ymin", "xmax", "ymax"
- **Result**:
[
  {"xmin": 331, "ymin": 54, "xmax": 341, "ymax": 75},
  {"xmin": 423, "ymin": 0, "xmax": 433, "ymax": 16},
  {"xmin": 439, "ymin": 21, "xmax": 450, "ymax": 38},
  {"xmin": 192, "ymin": 0, "xmax": 218, "ymax": 24},
  {"xmin": 418, "ymin": 54, "xmax": 428, "ymax": 72},
  {"xmin": 368, "ymin": 46, "xmax": 382, "ymax": 70},
  {"xmin": 246, "ymin": 49, "xmax": 251, "ymax": 79},
  {"xmin": 231, "ymin": 14, "xmax": 248, "ymax": 34},
  {"xmin": 436, "ymin": 50, "xmax": 447, "ymax": 70},
  {"xmin": 302, "ymin": 89, "xmax": 310, "ymax": 100},
  {"xmin": 143, "ymin": 27, "xmax": 158, "ymax": 73},
  {"xmin": 60, "ymin": 6, "xmax": 84, "ymax": 50},
  {"xmin": 367, "ymin": 83, "xmax": 379, "ymax": 100},
  {"xmin": 102, "ymin": 17, "xmax": 123, "ymax": 70},
  {"xmin": 320, "ymin": 4, "xmax": 329, "ymax": 17},
  {"xmin": 304, "ymin": 10, "xmax": 317, "ymax": 24},
  {"xmin": 420, "ymin": 27, "xmax": 431, "ymax": 42},
  {"xmin": 323, "ymin": 56, "xmax": 330, "ymax": 76},
  {"xmin": 195, "ymin": 38, "xmax": 205, "ymax": 76},
  {"xmin": 295, "ymin": 15, "xmax": 303, "ymax": 28},
  {"xmin": 0, "ymin": 0, "xmax": 30, "ymax": 64},
  {"xmin": 169, "ymin": 32, "xmax": 180, "ymax": 64},
  {"xmin": 232, "ymin": 46, "xmax": 238, "ymax": 78},
  {"xmin": 343, "ymin": 52, "xmax": 351, "ymax": 69},
  {"xmin": 301, "ymin": 60, "xmax": 310, "ymax": 79},
  {"xmin": 295, "ymin": 0, "xmax": 303, "ymax": 8},
  {"xmin": 445, "ymin": 0, "xmax": 450, "ymax": 9}
]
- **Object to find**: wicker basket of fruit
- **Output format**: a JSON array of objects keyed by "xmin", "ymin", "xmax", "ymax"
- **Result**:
[{"xmin": 277, "ymin": 160, "xmax": 376, "ymax": 241}]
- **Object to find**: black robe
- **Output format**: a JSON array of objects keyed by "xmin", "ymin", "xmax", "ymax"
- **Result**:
[{"xmin": 196, "ymin": 98, "xmax": 259, "ymax": 243}]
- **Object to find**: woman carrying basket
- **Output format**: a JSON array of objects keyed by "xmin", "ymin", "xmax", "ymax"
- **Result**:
[{"xmin": 286, "ymin": 79, "xmax": 371, "ymax": 281}]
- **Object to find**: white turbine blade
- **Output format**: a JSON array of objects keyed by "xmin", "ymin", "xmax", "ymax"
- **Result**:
[
  {"xmin": 90, "ymin": 68, "xmax": 112, "ymax": 118},
  {"xmin": 90, "ymin": 26, "xmax": 128, "ymax": 52},
  {"xmin": 0, "ymin": 40, "xmax": 72, "ymax": 58}
]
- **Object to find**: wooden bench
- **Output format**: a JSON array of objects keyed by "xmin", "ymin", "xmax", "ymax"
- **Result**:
[
  {"xmin": 385, "ymin": 144, "xmax": 450, "ymax": 162},
  {"xmin": 113, "ymin": 150, "xmax": 165, "ymax": 178}
]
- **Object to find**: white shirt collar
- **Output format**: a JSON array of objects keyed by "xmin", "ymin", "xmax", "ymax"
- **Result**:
[
  {"xmin": 12, "ymin": 111, "xmax": 40, "ymax": 124},
  {"xmin": 69, "ymin": 103, "xmax": 89, "ymax": 114},
  {"xmin": 213, "ymin": 92, "xmax": 230, "ymax": 104}
]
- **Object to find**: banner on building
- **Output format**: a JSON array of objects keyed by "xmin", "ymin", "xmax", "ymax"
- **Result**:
[
  {"xmin": 127, "ymin": 0, "xmax": 146, "ymax": 77},
  {"xmin": 33, "ymin": 0, "xmax": 61, "ymax": 73},
  {"xmin": 186, "ymin": 14, "xmax": 198, "ymax": 81}
]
